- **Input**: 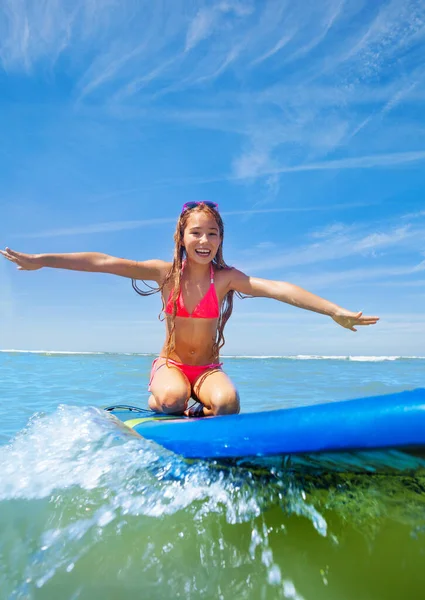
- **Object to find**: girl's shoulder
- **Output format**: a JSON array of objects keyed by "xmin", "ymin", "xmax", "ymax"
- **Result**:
[
  {"xmin": 213, "ymin": 265, "xmax": 240, "ymax": 291},
  {"xmin": 135, "ymin": 260, "xmax": 172, "ymax": 286},
  {"xmin": 156, "ymin": 260, "xmax": 173, "ymax": 283}
]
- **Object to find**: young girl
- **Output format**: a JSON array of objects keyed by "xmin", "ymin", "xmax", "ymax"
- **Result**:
[{"xmin": 1, "ymin": 201, "xmax": 379, "ymax": 417}]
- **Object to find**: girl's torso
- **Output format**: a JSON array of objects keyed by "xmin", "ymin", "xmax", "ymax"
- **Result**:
[
  {"xmin": 165, "ymin": 263, "xmax": 219, "ymax": 319},
  {"xmin": 159, "ymin": 262, "xmax": 233, "ymax": 365}
]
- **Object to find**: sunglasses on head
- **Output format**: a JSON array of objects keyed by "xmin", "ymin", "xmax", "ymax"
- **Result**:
[{"xmin": 181, "ymin": 201, "xmax": 219, "ymax": 213}]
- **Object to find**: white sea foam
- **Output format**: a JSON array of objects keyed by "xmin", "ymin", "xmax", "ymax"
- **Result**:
[
  {"xmin": 0, "ymin": 349, "xmax": 153, "ymax": 356},
  {"xmin": 3, "ymin": 406, "xmax": 311, "ymax": 594},
  {"xmin": 0, "ymin": 349, "xmax": 107, "ymax": 355},
  {"xmin": 1, "ymin": 350, "xmax": 424, "ymax": 361},
  {"xmin": 348, "ymin": 356, "xmax": 399, "ymax": 362},
  {"xmin": 223, "ymin": 354, "xmax": 425, "ymax": 361}
]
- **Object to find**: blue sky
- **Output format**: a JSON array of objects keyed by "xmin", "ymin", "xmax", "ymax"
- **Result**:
[{"xmin": 1, "ymin": 0, "xmax": 425, "ymax": 356}]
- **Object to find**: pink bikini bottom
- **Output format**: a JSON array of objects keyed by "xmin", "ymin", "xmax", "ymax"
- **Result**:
[{"xmin": 148, "ymin": 357, "xmax": 223, "ymax": 389}]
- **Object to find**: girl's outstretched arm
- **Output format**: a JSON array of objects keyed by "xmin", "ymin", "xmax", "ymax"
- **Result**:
[
  {"xmin": 228, "ymin": 269, "xmax": 379, "ymax": 332},
  {"xmin": 0, "ymin": 248, "xmax": 169, "ymax": 283}
]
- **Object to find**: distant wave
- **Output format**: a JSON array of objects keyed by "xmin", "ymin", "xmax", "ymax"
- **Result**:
[
  {"xmin": 222, "ymin": 355, "xmax": 425, "ymax": 362},
  {"xmin": 1, "ymin": 350, "xmax": 424, "ymax": 362},
  {"xmin": 0, "ymin": 349, "xmax": 107, "ymax": 355},
  {"xmin": 0, "ymin": 349, "xmax": 153, "ymax": 356}
]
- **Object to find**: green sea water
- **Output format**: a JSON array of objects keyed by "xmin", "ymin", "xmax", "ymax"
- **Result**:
[{"xmin": 1, "ymin": 351, "xmax": 425, "ymax": 599}]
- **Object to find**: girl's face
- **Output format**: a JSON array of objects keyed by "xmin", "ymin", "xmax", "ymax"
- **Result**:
[{"xmin": 182, "ymin": 211, "xmax": 221, "ymax": 263}]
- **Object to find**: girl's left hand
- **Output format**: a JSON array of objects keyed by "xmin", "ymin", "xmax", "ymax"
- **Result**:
[{"xmin": 332, "ymin": 311, "xmax": 379, "ymax": 332}]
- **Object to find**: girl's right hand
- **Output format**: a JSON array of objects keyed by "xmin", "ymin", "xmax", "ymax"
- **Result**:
[{"xmin": 0, "ymin": 247, "xmax": 44, "ymax": 271}]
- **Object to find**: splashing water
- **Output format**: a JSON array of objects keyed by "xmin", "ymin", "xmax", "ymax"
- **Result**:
[{"xmin": 2, "ymin": 406, "xmax": 425, "ymax": 599}]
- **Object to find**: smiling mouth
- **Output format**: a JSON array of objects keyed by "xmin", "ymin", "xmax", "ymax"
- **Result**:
[{"xmin": 195, "ymin": 249, "xmax": 211, "ymax": 257}]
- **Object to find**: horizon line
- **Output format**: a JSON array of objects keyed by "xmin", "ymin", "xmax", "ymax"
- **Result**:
[{"xmin": 1, "ymin": 349, "xmax": 424, "ymax": 361}]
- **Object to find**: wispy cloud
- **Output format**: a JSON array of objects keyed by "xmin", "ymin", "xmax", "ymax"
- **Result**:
[
  {"xmin": 235, "ymin": 150, "xmax": 425, "ymax": 180},
  {"xmin": 239, "ymin": 219, "xmax": 425, "ymax": 273},
  {"xmin": 185, "ymin": 2, "xmax": 254, "ymax": 52},
  {"xmin": 78, "ymin": 43, "xmax": 152, "ymax": 102},
  {"xmin": 110, "ymin": 57, "xmax": 180, "ymax": 104},
  {"xmin": 3, "ymin": 0, "xmax": 425, "ymax": 356},
  {"xmin": 2, "ymin": 1, "xmax": 425, "ymax": 197},
  {"xmin": 12, "ymin": 218, "xmax": 176, "ymax": 239},
  {"xmin": 185, "ymin": 7, "xmax": 218, "ymax": 51},
  {"xmin": 12, "ymin": 204, "xmax": 371, "ymax": 238},
  {"xmin": 250, "ymin": 31, "xmax": 296, "ymax": 67},
  {"xmin": 313, "ymin": 0, "xmax": 425, "ymax": 81},
  {"xmin": 381, "ymin": 78, "xmax": 420, "ymax": 116},
  {"xmin": 296, "ymin": 260, "xmax": 425, "ymax": 289},
  {"xmin": 224, "ymin": 202, "xmax": 373, "ymax": 216},
  {"xmin": 375, "ymin": 279, "xmax": 425, "ymax": 288},
  {"xmin": 0, "ymin": 0, "xmax": 78, "ymax": 71},
  {"xmin": 182, "ymin": 149, "xmax": 425, "ymax": 184},
  {"xmin": 285, "ymin": 0, "xmax": 346, "ymax": 64},
  {"xmin": 2, "ymin": 3, "xmax": 424, "ymax": 144},
  {"xmin": 400, "ymin": 210, "xmax": 425, "ymax": 220},
  {"xmin": 2, "ymin": 0, "xmax": 424, "ymax": 103}
]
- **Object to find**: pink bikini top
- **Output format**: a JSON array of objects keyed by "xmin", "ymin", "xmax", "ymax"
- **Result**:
[{"xmin": 165, "ymin": 263, "xmax": 219, "ymax": 319}]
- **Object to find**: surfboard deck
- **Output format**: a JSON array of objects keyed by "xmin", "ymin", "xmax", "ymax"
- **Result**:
[{"xmin": 105, "ymin": 388, "xmax": 425, "ymax": 473}]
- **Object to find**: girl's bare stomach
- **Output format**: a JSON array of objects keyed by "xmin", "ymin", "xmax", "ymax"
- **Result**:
[{"xmin": 161, "ymin": 317, "xmax": 219, "ymax": 365}]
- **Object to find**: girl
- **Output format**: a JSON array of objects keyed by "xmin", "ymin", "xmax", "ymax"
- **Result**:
[{"xmin": 1, "ymin": 201, "xmax": 379, "ymax": 417}]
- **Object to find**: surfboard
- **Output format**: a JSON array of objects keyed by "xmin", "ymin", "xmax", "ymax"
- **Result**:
[{"xmin": 105, "ymin": 388, "xmax": 425, "ymax": 473}]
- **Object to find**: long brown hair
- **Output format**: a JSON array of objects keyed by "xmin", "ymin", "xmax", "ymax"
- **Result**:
[{"xmin": 132, "ymin": 203, "xmax": 241, "ymax": 359}]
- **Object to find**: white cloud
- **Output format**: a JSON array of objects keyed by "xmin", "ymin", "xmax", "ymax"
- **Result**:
[
  {"xmin": 239, "ymin": 219, "xmax": 425, "ymax": 273},
  {"xmin": 295, "ymin": 260, "xmax": 425, "ymax": 289},
  {"xmin": 310, "ymin": 223, "xmax": 351, "ymax": 239},
  {"xmin": 285, "ymin": 0, "xmax": 346, "ymax": 64},
  {"xmin": 12, "ymin": 205, "xmax": 365, "ymax": 238},
  {"xmin": 2, "ymin": 0, "xmax": 425, "ymax": 199},
  {"xmin": 353, "ymin": 227, "xmax": 411, "ymax": 252},
  {"xmin": 315, "ymin": 0, "xmax": 425, "ymax": 81},
  {"xmin": 232, "ymin": 148, "xmax": 275, "ymax": 179},
  {"xmin": 2, "ymin": 0, "xmax": 424, "ymax": 142},
  {"xmin": 236, "ymin": 150, "xmax": 425, "ymax": 180},
  {"xmin": 185, "ymin": 8, "xmax": 217, "ymax": 51},
  {"xmin": 13, "ymin": 218, "xmax": 176, "ymax": 238},
  {"xmin": 250, "ymin": 31, "xmax": 296, "ymax": 67},
  {"xmin": 185, "ymin": 1, "xmax": 254, "ymax": 52},
  {"xmin": 111, "ymin": 57, "xmax": 180, "ymax": 103}
]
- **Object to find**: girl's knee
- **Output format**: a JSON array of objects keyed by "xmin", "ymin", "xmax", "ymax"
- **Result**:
[
  {"xmin": 151, "ymin": 385, "xmax": 189, "ymax": 414},
  {"xmin": 210, "ymin": 389, "xmax": 240, "ymax": 416}
]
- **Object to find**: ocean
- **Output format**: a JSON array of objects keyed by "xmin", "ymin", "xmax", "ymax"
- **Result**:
[{"xmin": 1, "ymin": 350, "xmax": 425, "ymax": 600}]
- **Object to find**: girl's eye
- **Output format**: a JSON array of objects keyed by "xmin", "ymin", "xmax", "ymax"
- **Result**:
[{"xmin": 189, "ymin": 231, "xmax": 217, "ymax": 237}]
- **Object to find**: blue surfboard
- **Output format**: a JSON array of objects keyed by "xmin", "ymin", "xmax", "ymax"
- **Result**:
[{"xmin": 105, "ymin": 388, "xmax": 425, "ymax": 473}]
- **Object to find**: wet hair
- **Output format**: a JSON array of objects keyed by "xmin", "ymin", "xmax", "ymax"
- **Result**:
[{"xmin": 132, "ymin": 203, "xmax": 242, "ymax": 360}]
